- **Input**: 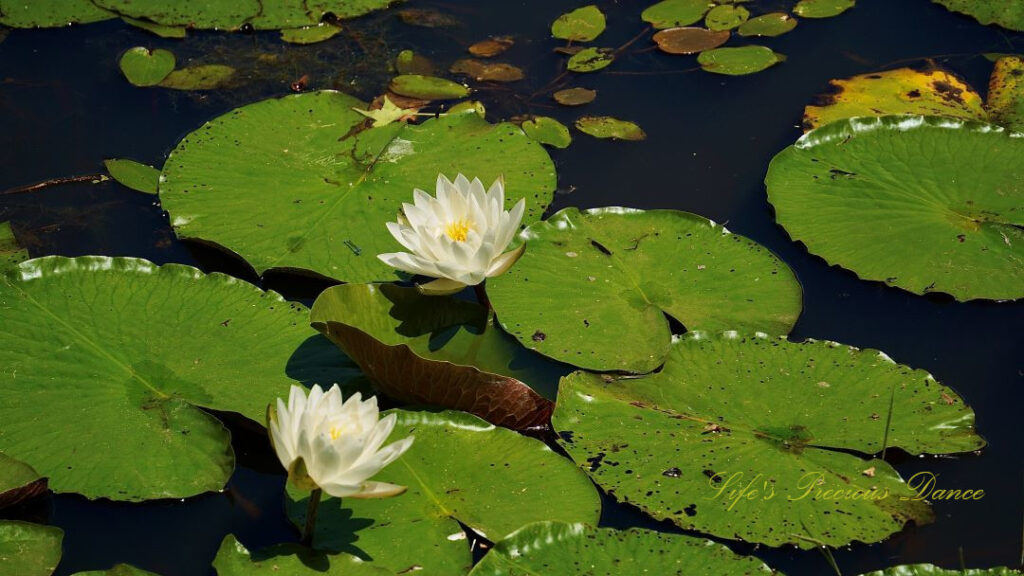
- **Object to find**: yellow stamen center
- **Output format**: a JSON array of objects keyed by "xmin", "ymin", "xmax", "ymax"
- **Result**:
[
  {"xmin": 445, "ymin": 219, "xmax": 472, "ymax": 242},
  {"xmin": 330, "ymin": 426, "xmax": 342, "ymax": 441}
]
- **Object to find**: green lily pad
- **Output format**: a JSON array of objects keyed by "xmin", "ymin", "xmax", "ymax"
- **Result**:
[
  {"xmin": 0, "ymin": 256, "xmax": 349, "ymax": 501},
  {"xmin": 858, "ymin": 566, "xmax": 1019, "ymax": 576},
  {"xmin": 280, "ymin": 23, "xmax": 343, "ymax": 45},
  {"xmin": 310, "ymin": 284, "xmax": 558, "ymax": 431},
  {"xmin": 987, "ymin": 55, "xmax": 1024, "ymax": 131},
  {"xmin": 104, "ymin": 159, "xmax": 160, "ymax": 194},
  {"xmin": 802, "ymin": 68, "xmax": 986, "ymax": 131},
  {"xmin": 119, "ymin": 47, "xmax": 175, "ymax": 87},
  {"xmin": 551, "ymin": 5, "xmax": 606, "ymax": 42},
  {"xmin": 522, "ymin": 116, "xmax": 572, "ymax": 149},
  {"xmin": 159, "ymin": 64, "xmax": 236, "ymax": 90},
  {"xmin": 641, "ymin": 0, "xmax": 715, "ymax": 29},
  {"xmin": 159, "ymin": 91, "xmax": 555, "ymax": 282},
  {"xmin": 793, "ymin": 0, "xmax": 855, "ymax": 18},
  {"xmin": 93, "ymin": 0, "xmax": 400, "ymax": 30},
  {"xmin": 705, "ymin": 4, "xmax": 748, "ymax": 31},
  {"xmin": 0, "ymin": 521, "xmax": 62, "ymax": 576},
  {"xmin": 567, "ymin": 47, "xmax": 614, "ymax": 72},
  {"xmin": 0, "ymin": 453, "xmax": 46, "ymax": 509},
  {"xmin": 286, "ymin": 410, "xmax": 602, "ymax": 574},
  {"xmin": 574, "ymin": 116, "xmax": 646, "ymax": 140},
  {"xmin": 737, "ymin": 12, "xmax": 798, "ymax": 37},
  {"xmin": 0, "ymin": 221, "xmax": 28, "ymax": 274},
  {"xmin": 653, "ymin": 27, "xmax": 730, "ymax": 55},
  {"xmin": 212, "ymin": 535, "xmax": 391, "ymax": 575},
  {"xmin": 389, "ymin": 74, "xmax": 469, "ymax": 99},
  {"xmin": 470, "ymin": 522, "xmax": 777, "ymax": 575},
  {"xmin": 932, "ymin": 0, "xmax": 1024, "ymax": 31},
  {"xmin": 73, "ymin": 564, "xmax": 161, "ymax": 576},
  {"xmin": 487, "ymin": 208, "xmax": 802, "ymax": 372},
  {"xmin": 121, "ymin": 16, "xmax": 187, "ymax": 38},
  {"xmin": 766, "ymin": 115, "xmax": 1024, "ymax": 301},
  {"xmin": 0, "ymin": 0, "xmax": 114, "ymax": 27},
  {"xmin": 697, "ymin": 45, "xmax": 784, "ymax": 75},
  {"xmin": 554, "ymin": 332, "xmax": 984, "ymax": 548}
]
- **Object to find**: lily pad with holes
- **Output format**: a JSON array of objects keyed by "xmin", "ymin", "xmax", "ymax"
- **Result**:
[
  {"xmin": 641, "ymin": 0, "xmax": 715, "ymax": 29},
  {"xmin": 858, "ymin": 566, "xmax": 1019, "ymax": 576},
  {"xmin": 470, "ymin": 522, "xmax": 777, "ymax": 575},
  {"xmin": 0, "ymin": 521, "xmax": 62, "ymax": 576},
  {"xmin": 487, "ymin": 208, "xmax": 802, "ymax": 373},
  {"xmin": 553, "ymin": 332, "xmax": 984, "ymax": 548},
  {"xmin": 766, "ymin": 115, "xmax": 1024, "ymax": 301},
  {"xmin": 567, "ymin": 47, "xmax": 615, "ymax": 72},
  {"xmin": 932, "ymin": 0, "xmax": 1024, "ymax": 31},
  {"xmin": 104, "ymin": 159, "xmax": 160, "ymax": 194},
  {"xmin": 119, "ymin": 47, "xmax": 175, "ymax": 87},
  {"xmin": 0, "ymin": 453, "xmax": 46, "ymax": 509},
  {"xmin": 0, "ymin": 222, "xmax": 28, "ymax": 273},
  {"xmin": 793, "ymin": 0, "xmax": 855, "ymax": 19},
  {"xmin": 522, "ymin": 116, "xmax": 572, "ymax": 149},
  {"xmin": 697, "ymin": 45, "xmax": 784, "ymax": 75},
  {"xmin": 212, "ymin": 535, "xmax": 391, "ymax": 576},
  {"xmin": 389, "ymin": 74, "xmax": 469, "ymax": 99},
  {"xmin": 551, "ymin": 5, "xmax": 606, "ymax": 42},
  {"xmin": 159, "ymin": 64, "xmax": 236, "ymax": 90},
  {"xmin": 0, "ymin": 256, "xmax": 351, "ymax": 501},
  {"xmin": 738, "ymin": 12, "xmax": 798, "ymax": 37},
  {"xmin": 159, "ymin": 91, "xmax": 555, "ymax": 282},
  {"xmin": 987, "ymin": 56, "xmax": 1024, "ymax": 131},
  {"xmin": 0, "ymin": 0, "xmax": 114, "ymax": 27},
  {"xmin": 575, "ymin": 116, "xmax": 646, "ymax": 140},
  {"xmin": 802, "ymin": 68, "xmax": 986, "ymax": 131},
  {"xmin": 310, "ymin": 284, "xmax": 560, "ymax": 430},
  {"xmin": 705, "ymin": 4, "xmax": 748, "ymax": 31},
  {"xmin": 286, "ymin": 410, "xmax": 602, "ymax": 574},
  {"xmin": 652, "ymin": 27, "xmax": 730, "ymax": 55}
]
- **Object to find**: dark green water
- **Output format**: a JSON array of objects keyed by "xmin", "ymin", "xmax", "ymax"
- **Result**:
[{"xmin": 0, "ymin": 1, "xmax": 1021, "ymax": 574}]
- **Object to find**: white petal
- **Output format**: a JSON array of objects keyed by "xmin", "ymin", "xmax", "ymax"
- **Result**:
[
  {"xmin": 417, "ymin": 277, "xmax": 467, "ymax": 295},
  {"xmin": 378, "ymin": 252, "xmax": 445, "ymax": 278},
  {"xmin": 486, "ymin": 244, "xmax": 526, "ymax": 277},
  {"xmin": 346, "ymin": 481, "xmax": 408, "ymax": 499}
]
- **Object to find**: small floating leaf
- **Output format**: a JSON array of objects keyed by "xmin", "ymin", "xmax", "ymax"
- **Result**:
[
  {"xmin": 567, "ymin": 47, "xmax": 615, "ymax": 72},
  {"xmin": 104, "ymin": 158, "xmax": 160, "ymax": 194},
  {"xmin": 450, "ymin": 59, "xmax": 525, "ymax": 82},
  {"xmin": 471, "ymin": 522, "xmax": 778, "ymax": 575},
  {"xmin": 212, "ymin": 534, "xmax": 391, "ymax": 576},
  {"xmin": 575, "ymin": 116, "xmax": 646, "ymax": 140},
  {"xmin": 389, "ymin": 74, "xmax": 469, "ymax": 99},
  {"xmin": 395, "ymin": 49, "xmax": 433, "ymax": 76},
  {"xmin": 652, "ymin": 27, "xmax": 730, "ymax": 54},
  {"xmin": 0, "ymin": 521, "xmax": 62, "ymax": 576},
  {"xmin": 280, "ymin": 23, "xmax": 342, "ymax": 45},
  {"xmin": 159, "ymin": 64, "xmax": 235, "ymax": 90},
  {"xmin": 120, "ymin": 16, "xmax": 186, "ymax": 38},
  {"xmin": 551, "ymin": 5, "xmax": 606, "ymax": 42},
  {"xmin": 469, "ymin": 36, "xmax": 514, "ymax": 58},
  {"xmin": 522, "ymin": 116, "xmax": 572, "ymax": 149},
  {"xmin": 553, "ymin": 86, "xmax": 597, "ymax": 105},
  {"xmin": 0, "ymin": 0, "xmax": 114, "ymax": 28},
  {"xmin": 793, "ymin": 0, "xmax": 855, "ymax": 19},
  {"xmin": 737, "ymin": 12, "xmax": 798, "ymax": 37},
  {"xmin": 986, "ymin": 55, "xmax": 1024, "ymax": 131},
  {"xmin": 802, "ymin": 68, "xmax": 986, "ymax": 131},
  {"xmin": 118, "ymin": 46, "xmax": 175, "ymax": 87},
  {"xmin": 487, "ymin": 208, "xmax": 801, "ymax": 372},
  {"xmin": 697, "ymin": 45, "xmax": 783, "ymax": 75},
  {"xmin": 704, "ymin": 4, "xmax": 748, "ymax": 30},
  {"xmin": 641, "ymin": 0, "xmax": 715, "ymax": 29},
  {"xmin": 932, "ymin": 0, "xmax": 1024, "ymax": 31},
  {"xmin": 0, "ymin": 453, "xmax": 46, "ymax": 510},
  {"xmin": 0, "ymin": 222, "xmax": 28, "ymax": 274},
  {"xmin": 554, "ymin": 332, "xmax": 983, "ymax": 547},
  {"xmin": 766, "ymin": 115, "xmax": 1024, "ymax": 301}
]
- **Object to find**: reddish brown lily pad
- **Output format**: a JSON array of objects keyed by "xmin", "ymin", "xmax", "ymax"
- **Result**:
[
  {"xmin": 554, "ymin": 87, "xmax": 597, "ymax": 106},
  {"xmin": 450, "ymin": 59, "xmax": 525, "ymax": 82},
  {"xmin": 469, "ymin": 36, "xmax": 515, "ymax": 58}
]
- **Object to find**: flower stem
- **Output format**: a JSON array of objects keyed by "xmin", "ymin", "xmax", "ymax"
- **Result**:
[
  {"xmin": 301, "ymin": 488, "xmax": 322, "ymax": 547},
  {"xmin": 473, "ymin": 283, "xmax": 491, "ymax": 311}
]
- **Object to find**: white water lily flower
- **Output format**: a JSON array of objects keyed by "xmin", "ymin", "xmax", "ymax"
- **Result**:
[
  {"xmin": 268, "ymin": 384, "xmax": 413, "ymax": 499},
  {"xmin": 378, "ymin": 173, "xmax": 526, "ymax": 294}
]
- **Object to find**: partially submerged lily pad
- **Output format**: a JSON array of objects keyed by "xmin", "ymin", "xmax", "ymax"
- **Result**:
[
  {"xmin": 0, "ymin": 256, "xmax": 348, "ymax": 501},
  {"xmin": 697, "ymin": 45, "xmax": 784, "ymax": 75},
  {"xmin": 766, "ymin": 115, "xmax": 1024, "ymax": 301},
  {"xmin": 567, "ymin": 47, "xmax": 615, "ymax": 72},
  {"xmin": 704, "ymin": 4, "xmax": 748, "ymax": 31},
  {"xmin": 310, "ymin": 284, "xmax": 559, "ymax": 431},
  {"xmin": 286, "ymin": 410, "xmax": 602, "ymax": 574},
  {"xmin": 389, "ymin": 74, "xmax": 469, "ymax": 99},
  {"xmin": 551, "ymin": 5, "xmax": 606, "ymax": 42},
  {"xmin": 119, "ymin": 47, "xmax": 175, "ymax": 87},
  {"xmin": 575, "ymin": 116, "xmax": 646, "ymax": 140},
  {"xmin": 487, "ymin": 208, "xmax": 802, "ymax": 372},
  {"xmin": 737, "ymin": 12, "xmax": 798, "ymax": 37},
  {"xmin": 652, "ymin": 27, "xmax": 730, "ymax": 55},
  {"xmin": 159, "ymin": 64, "xmax": 236, "ymax": 90},
  {"xmin": 104, "ymin": 158, "xmax": 160, "ymax": 194},
  {"xmin": 280, "ymin": 23, "xmax": 343, "ymax": 45},
  {"xmin": 0, "ymin": 521, "xmax": 62, "ymax": 576},
  {"xmin": 641, "ymin": 0, "xmax": 715, "ymax": 29},
  {"xmin": 522, "ymin": 116, "xmax": 572, "ymax": 149},
  {"xmin": 553, "ymin": 332, "xmax": 983, "ymax": 547},
  {"xmin": 932, "ymin": 0, "xmax": 1024, "ymax": 31},
  {"xmin": 0, "ymin": 0, "xmax": 114, "ymax": 28},
  {"xmin": 213, "ymin": 535, "xmax": 391, "ymax": 575},
  {"xmin": 159, "ymin": 91, "xmax": 555, "ymax": 282},
  {"xmin": 793, "ymin": 0, "xmax": 855, "ymax": 18},
  {"xmin": 986, "ymin": 55, "xmax": 1024, "ymax": 131},
  {"xmin": 450, "ymin": 59, "xmax": 524, "ymax": 82},
  {"xmin": 0, "ymin": 221, "xmax": 28, "ymax": 273},
  {"xmin": 395, "ymin": 50, "xmax": 433, "ymax": 76},
  {"xmin": 470, "ymin": 522, "xmax": 777, "ymax": 575},
  {"xmin": 0, "ymin": 453, "xmax": 46, "ymax": 509},
  {"xmin": 469, "ymin": 36, "xmax": 514, "ymax": 58},
  {"xmin": 554, "ymin": 86, "xmax": 597, "ymax": 105}
]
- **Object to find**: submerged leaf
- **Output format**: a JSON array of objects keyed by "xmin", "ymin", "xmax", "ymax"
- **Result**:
[
  {"xmin": 737, "ymin": 12, "xmax": 798, "ymax": 37},
  {"xmin": 119, "ymin": 46, "xmax": 175, "ymax": 87},
  {"xmin": 551, "ymin": 5, "xmax": 606, "ymax": 42},
  {"xmin": 652, "ymin": 27, "xmax": 730, "ymax": 55},
  {"xmin": 395, "ymin": 49, "xmax": 434, "ymax": 76},
  {"xmin": 450, "ymin": 59, "xmax": 525, "ymax": 82},
  {"xmin": 641, "ymin": 0, "xmax": 715, "ymax": 29},
  {"xmin": 575, "ymin": 116, "xmax": 646, "ymax": 140},
  {"xmin": 793, "ymin": 0, "xmax": 855, "ymax": 18},
  {"xmin": 469, "ymin": 36, "xmax": 514, "ymax": 58},
  {"xmin": 280, "ymin": 23, "xmax": 343, "ymax": 45},
  {"xmin": 159, "ymin": 64, "xmax": 236, "ymax": 90},
  {"xmin": 553, "ymin": 86, "xmax": 597, "ymax": 105},
  {"xmin": 522, "ymin": 116, "xmax": 573, "ymax": 149},
  {"xmin": 104, "ymin": 158, "xmax": 160, "ymax": 194},
  {"xmin": 389, "ymin": 74, "xmax": 469, "ymax": 99},
  {"xmin": 697, "ymin": 45, "xmax": 784, "ymax": 75},
  {"xmin": 986, "ymin": 55, "xmax": 1024, "ymax": 131}
]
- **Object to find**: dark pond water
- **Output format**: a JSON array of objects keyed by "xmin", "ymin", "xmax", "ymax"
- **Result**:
[{"xmin": 1, "ymin": 0, "xmax": 1021, "ymax": 574}]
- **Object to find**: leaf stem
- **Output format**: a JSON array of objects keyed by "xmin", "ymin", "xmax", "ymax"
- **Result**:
[
  {"xmin": 1, "ymin": 173, "xmax": 108, "ymax": 196},
  {"xmin": 473, "ymin": 282, "xmax": 491, "ymax": 310},
  {"xmin": 301, "ymin": 488, "xmax": 323, "ymax": 547}
]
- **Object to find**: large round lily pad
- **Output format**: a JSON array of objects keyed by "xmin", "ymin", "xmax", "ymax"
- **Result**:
[
  {"xmin": 159, "ymin": 91, "xmax": 555, "ymax": 282},
  {"xmin": 470, "ymin": 522, "xmax": 777, "ymax": 575},
  {"xmin": 0, "ymin": 521, "xmax": 62, "ymax": 576},
  {"xmin": 932, "ymin": 0, "xmax": 1024, "ymax": 31},
  {"xmin": 286, "ymin": 410, "xmax": 602, "ymax": 574},
  {"xmin": 553, "ymin": 332, "xmax": 985, "ymax": 548},
  {"xmin": 0, "ymin": 0, "xmax": 114, "ymax": 28},
  {"xmin": 766, "ymin": 115, "xmax": 1024, "ymax": 301},
  {"xmin": 487, "ymin": 208, "xmax": 802, "ymax": 373},
  {"xmin": 551, "ymin": 5, "xmax": 606, "ymax": 42},
  {"xmin": 0, "ymin": 256, "xmax": 349, "ymax": 501},
  {"xmin": 641, "ymin": 0, "xmax": 715, "ymax": 29}
]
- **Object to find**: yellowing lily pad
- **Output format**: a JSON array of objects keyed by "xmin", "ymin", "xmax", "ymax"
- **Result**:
[
  {"xmin": 118, "ymin": 47, "xmax": 175, "ymax": 87},
  {"xmin": 987, "ymin": 55, "xmax": 1024, "ymax": 131},
  {"xmin": 697, "ymin": 45, "xmax": 784, "ymax": 75},
  {"xmin": 551, "ymin": 5, "xmax": 606, "ymax": 42},
  {"xmin": 794, "ymin": 0, "xmax": 855, "ymax": 18},
  {"xmin": 567, "ymin": 47, "xmax": 615, "ymax": 72},
  {"xmin": 738, "ymin": 12, "xmax": 798, "ymax": 37},
  {"xmin": 389, "ymin": 74, "xmax": 469, "ymax": 100},
  {"xmin": 522, "ymin": 116, "xmax": 572, "ymax": 149},
  {"xmin": 641, "ymin": 0, "xmax": 715, "ymax": 29}
]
